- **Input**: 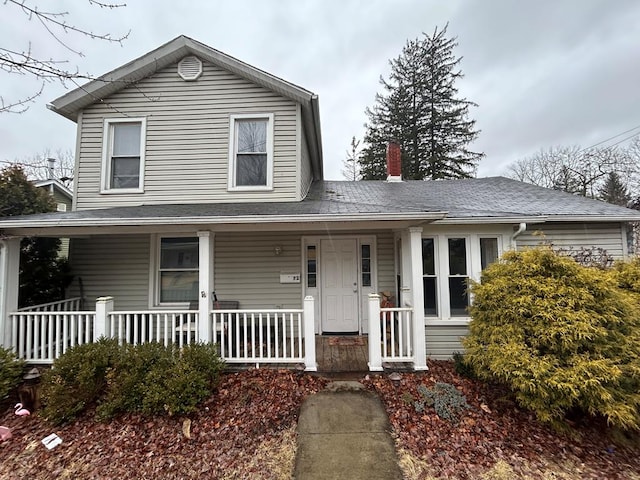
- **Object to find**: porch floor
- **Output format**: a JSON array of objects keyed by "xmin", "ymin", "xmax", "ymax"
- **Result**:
[{"xmin": 315, "ymin": 335, "xmax": 369, "ymax": 373}]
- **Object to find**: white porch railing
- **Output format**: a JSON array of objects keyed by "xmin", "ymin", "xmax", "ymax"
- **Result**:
[
  {"xmin": 17, "ymin": 297, "xmax": 83, "ymax": 312},
  {"xmin": 367, "ymin": 293, "xmax": 416, "ymax": 371},
  {"xmin": 215, "ymin": 309, "xmax": 303, "ymax": 365},
  {"xmin": 380, "ymin": 307, "xmax": 414, "ymax": 362},
  {"xmin": 10, "ymin": 311, "xmax": 96, "ymax": 363},
  {"xmin": 108, "ymin": 311, "xmax": 199, "ymax": 348},
  {"xmin": 8, "ymin": 296, "xmax": 317, "ymax": 371}
]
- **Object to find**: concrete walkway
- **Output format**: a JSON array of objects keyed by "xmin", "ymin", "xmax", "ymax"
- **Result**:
[{"xmin": 294, "ymin": 381, "xmax": 402, "ymax": 480}]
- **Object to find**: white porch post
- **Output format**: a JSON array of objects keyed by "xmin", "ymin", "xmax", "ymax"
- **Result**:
[
  {"xmin": 408, "ymin": 226, "xmax": 428, "ymax": 370},
  {"xmin": 197, "ymin": 231, "xmax": 214, "ymax": 344},
  {"xmin": 367, "ymin": 293, "xmax": 383, "ymax": 371},
  {"xmin": 303, "ymin": 296, "xmax": 317, "ymax": 371},
  {"xmin": 94, "ymin": 296, "xmax": 114, "ymax": 341},
  {"xmin": 0, "ymin": 238, "xmax": 20, "ymax": 349}
]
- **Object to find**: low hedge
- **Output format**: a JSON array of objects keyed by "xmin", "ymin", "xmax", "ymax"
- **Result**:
[{"xmin": 42, "ymin": 340, "xmax": 224, "ymax": 426}]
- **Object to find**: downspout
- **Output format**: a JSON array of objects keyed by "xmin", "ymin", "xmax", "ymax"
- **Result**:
[{"xmin": 510, "ymin": 222, "xmax": 527, "ymax": 250}]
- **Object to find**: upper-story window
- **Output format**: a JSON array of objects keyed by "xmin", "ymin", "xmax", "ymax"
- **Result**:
[
  {"xmin": 101, "ymin": 118, "xmax": 146, "ymax": 193},
  {"xmin": 228, "ymin": 113, "xmax": 274, "ymax": 190}
]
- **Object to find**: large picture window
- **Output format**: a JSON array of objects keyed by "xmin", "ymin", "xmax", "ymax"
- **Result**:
[
  {"xmin": 102, "ymin": 118, "xmax": 146, "ymax": 192},
  {"xmin": 158, "ymin": 237, "xmax": 199, "ymax": 303},
  {"xmin": 228, "ymin": 114, "xmax": 274, "ymax": 190}
]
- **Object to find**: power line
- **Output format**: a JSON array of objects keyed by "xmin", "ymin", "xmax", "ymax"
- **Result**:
[{"xmin": 579, "ymin": 123, "xmax": 640, "ymax": 152}]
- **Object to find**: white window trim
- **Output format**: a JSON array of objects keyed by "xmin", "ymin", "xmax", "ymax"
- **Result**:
[
  {"xmin": 426, "ymin": 232, "xmax": 508, "ymax": 324},
  {"xmin": 227, "ymin": 113, "xmax": 274, "ymax": 191},
  {"xmin": 100, "ymin": 117, "xmax": 147, "ymax": 194},
  {"xmin": 149, "ymin": 234, "xmax": 199, "ymax": 308}
]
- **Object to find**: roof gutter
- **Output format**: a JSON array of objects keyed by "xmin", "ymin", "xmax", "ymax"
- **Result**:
[{"xmin": 0, "ymin": 211, "xmax": 449, "ymax": 229}]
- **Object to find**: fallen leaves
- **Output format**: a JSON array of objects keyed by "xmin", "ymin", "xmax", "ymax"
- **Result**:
[
  {"xmin": 0, "ymin": 369, "xmax": 327, "ymax": 480},
  {"xmin": 362, "ymin": 360, "xmax": 640, "ymax": 479}
]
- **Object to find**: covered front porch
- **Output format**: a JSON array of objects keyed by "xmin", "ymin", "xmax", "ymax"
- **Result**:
[{"xmin": 0, "ymin": 219, "xmax": 431, "ymax": 372}]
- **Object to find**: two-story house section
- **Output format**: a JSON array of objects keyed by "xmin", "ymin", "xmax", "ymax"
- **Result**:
[
  {"xmin": 50, "ymin": 36, "xmax": 322, "ymax": 209},
  {"xmin": 2, "ymin": 35, "xmax": 640, "ymax": 371}
]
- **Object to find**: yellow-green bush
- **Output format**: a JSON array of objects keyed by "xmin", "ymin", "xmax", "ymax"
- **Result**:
[{"xmin": 463, "ymin": 247, "xmax": 640, "ymax": 430}]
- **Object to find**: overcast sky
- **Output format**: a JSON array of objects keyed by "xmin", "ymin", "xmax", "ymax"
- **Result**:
[{"xmin": 2, "ymin": 0, "xmax": 640, "ymax": 180}]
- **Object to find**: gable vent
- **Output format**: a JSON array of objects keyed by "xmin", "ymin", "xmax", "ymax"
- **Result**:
[{"xmin": 178, "ymin": 56, "xmax": 202, "ymax": 81}]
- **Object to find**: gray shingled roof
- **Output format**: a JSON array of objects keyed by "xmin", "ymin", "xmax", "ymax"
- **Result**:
[
  {"xmin": 313, "ymin": 177, "xmax": 640, "ymax": 218},
  {"xmin": 1, "ymin": 177, "xmax": 639, "ymax": 230}
]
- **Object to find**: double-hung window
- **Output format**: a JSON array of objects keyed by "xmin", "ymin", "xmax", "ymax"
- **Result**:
[
  {"xmin": 158, "ymin": 237, "xmax": 199, "ymax": 304},
  {"xmin": 102, "ymin": 118, "xmax": 146, "ymax": 192},
  {"xmin": 448, "ymin": 238, "xmax": 469, "ymax": 316},
  {"xmin": 228, "ymin": 113, "xmax": 274, "ymax": 190},
  {"xmin": 422, "ymin": 238, "xmax": 438, "ymax": 315}
]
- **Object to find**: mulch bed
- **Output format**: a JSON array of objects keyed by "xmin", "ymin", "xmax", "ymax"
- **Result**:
[
  {"xmin": 362, "ymin": 360, "xmax": 640, "ymax": 479},
  {"xmin": 2, "ymin": 362, "xmax": 639, "ymax": 479},
  {"xmin": 0, "ymin": 369, "xmax": 327, "ymax": 480}
]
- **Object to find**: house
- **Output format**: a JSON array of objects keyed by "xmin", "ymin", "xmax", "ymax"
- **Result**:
[
  {"xmin": 33, "ymin": 161, "xmax": 73, "ymax": 257},
  {"xmin": 1, "ymin": 35, "xmax": 639, "ymax": 371}
]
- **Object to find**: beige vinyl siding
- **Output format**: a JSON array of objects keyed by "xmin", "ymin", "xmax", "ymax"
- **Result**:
[
  {"xmin": 67, "ymin": 234, "xmax": 150, "ymax": 310},
  {"xmin": 425, "ymin": 325, "xmax": 468, "ymax": 360},
  {"xmin": 517, "ymin": 222, "xmax": 627, "ymax": 259},
  {"xmin": 214, "ymin": 232, "xmax": 303, "ymax": 309},
  {"xmin": 376, "ymin": 231, "xmax": 396, "ymax": 297},
  {"xmin": 76, "ymin": 60, "xmax": 299, "ymax": 210}
]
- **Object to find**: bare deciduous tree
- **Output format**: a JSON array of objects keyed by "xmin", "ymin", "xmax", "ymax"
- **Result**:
[
  {"xmin": 507, "ymin": 141, "xmax": 640, "ymax": 198},
  {"xmin": 342, "ymin": 136, "xmax": 361, "ymax": 181},
  {"xmin": 2, "ymin": 148, "xmax": 75, "ymax": 188},
  {"xmin": 1, "ymin": 0, "xmax": 129, "ymax": 113}
]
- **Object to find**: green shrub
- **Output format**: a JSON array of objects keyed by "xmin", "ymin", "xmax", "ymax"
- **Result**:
[
  {"xmin": 42, "ymin": 339, "xmax": 224, "ymax": 425},
  {"xmin": 41, "ymin": 337, "xmax": 121, "ymax": 425},
  {"xmin": 0, "ymin": 347, "xmax": 25, "ymax": 402},
  {"xmin": 463, "ymin": 247, "xmax": 640, "ymax": 430},
  {"xmin": 452, "ymin": 351, "xmax": 476, "ymax": 379},
  {"xmin": 99, "ymin": 342, "xmax": 223, "ymax": 418}
]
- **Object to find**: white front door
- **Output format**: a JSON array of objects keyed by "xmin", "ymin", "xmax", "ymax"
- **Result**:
[{"xmin": 321, "ymin": 238, "xmax": 359, "ymax": 333}]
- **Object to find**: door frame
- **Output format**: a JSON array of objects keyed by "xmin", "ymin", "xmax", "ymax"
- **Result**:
[{"xmin": 301, "ymin": 234, "xmax": 377, "ymax": 335}]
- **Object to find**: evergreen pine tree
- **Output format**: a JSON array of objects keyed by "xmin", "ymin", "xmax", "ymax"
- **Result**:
[
  {"xmin": 359, "ymin": 25, "xmax": 483, "ymax": 180},
  {"xmin": 598, "ymin": 171, "xmax": 630, "ymax": 206}
]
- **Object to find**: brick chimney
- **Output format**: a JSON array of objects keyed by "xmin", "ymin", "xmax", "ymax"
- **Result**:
[{"xmin": 386, "ymin": 141, "xmax": 402, "ymax": 182}]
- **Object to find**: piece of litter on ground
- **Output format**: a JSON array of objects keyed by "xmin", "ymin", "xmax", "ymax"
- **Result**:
[
  {"xmin": 41, "ymin": 433, "xmax": 62, "ymax": 450},
  {"xmin": 182, "ymin": 419, "xmax": 191, "ymax": 439},
  {"xmin": 0, "ymin": 426, "xmax": 11, "ymax": 441}
]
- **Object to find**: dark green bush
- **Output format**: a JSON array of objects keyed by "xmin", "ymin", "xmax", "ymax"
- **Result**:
[
  {"xmin": 99, "ymin": 342, "xmax": 223, "ymax": 418},
  {"xmin": 0, "ymin": 347, "xmax": 25, "ymax": 402},
  {"xmin": 452, "ymin": 351, "xmax": 476, "ymax": 379},
  {"xmin": 463, "ymin": 247, "xmax": 640, "ymax": 430},
  {"xmin": 42, "ymin": 340, "xmax": 224, "ymax": 425},
  {"xmin": 41, "ymin": 337, "xmax": 121, "ymax": 425}
]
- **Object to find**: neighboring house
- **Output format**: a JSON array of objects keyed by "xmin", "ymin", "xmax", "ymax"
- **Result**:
[
  {"xmin": 33, "ymin": 177, "xmax": 73, "ymax": 257},
  {"xmin": 1, "ymin": 35, "xmax": 639, "ymax": 370}
]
